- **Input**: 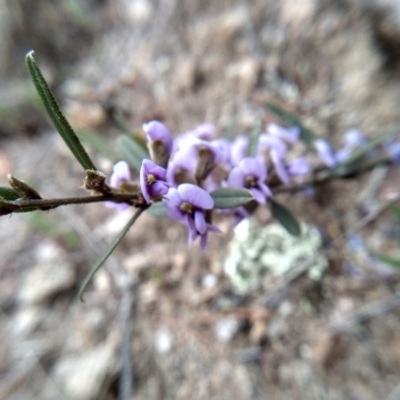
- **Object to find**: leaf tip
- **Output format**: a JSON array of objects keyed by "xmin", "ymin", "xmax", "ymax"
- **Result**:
[{"xmin": 25, "ymin": 49, "xmax": 35, "ymax": 60}]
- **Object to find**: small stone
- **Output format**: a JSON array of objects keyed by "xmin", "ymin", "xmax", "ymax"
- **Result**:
[
  {"xmin": 154, "ymin": 328, "xmax": 174, "ymax": 354},
  {"xmin": 52, "ymin": 345, "xmax": 118, "ymax": 400},
  {"xmin": 19, "ymin": 241, "xmax": 75, "ymax": 305},
  {"xmin": 11, "ymin": 306, "xmax": 44, "ymax": 337},
  {"xmin": 202, "ymin": 274, "xmax": 218, "ymax": 289},
  {"xmin": 214, "ymin": 317, "xmax": 241, "ymax": 343}
]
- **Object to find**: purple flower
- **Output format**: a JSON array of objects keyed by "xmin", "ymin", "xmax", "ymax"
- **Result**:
[
  {"xmin": 228, "ymin": 157, "xmax": 272, "ymax": 204},
  {"xmin": 105, "ymin": 161, "xmax": 132, "ymax": 211},
  {"xmin": 140, "ymin": 159, "xmax": 171, "ymax": 204},
  {"xmin": 336, "ymin": 129, "xmax": 369, "ymax": 163},
  {"xmin": 143, "ymin": 120, "xmax": 173, "ymax": 168},
  {"xmin": 166, "ymin": 147, "xmax": 197, "ymax": 186},
  {"xmin": 267, "ymin": 123, "xmax": 300, "ymax": 145},
  {"xmin": 256, "ymin": 133, "xmax": 290, "ymax": 184},
  {"xmin": 314, "ymin": 139, "xmax": 337, "ymax": 168},
  {"xmin": 386, "ymin": 141, "xmax": 400, "ymax": 165},
  {"xmin": 163, "ymin": 183, "xmax": 220, "ymax": 250},
  {"xmin": 230, "ymin": 135, "xmax": 249, "ymax": 166},
  {"xmin": 170, "ymin": 136, "xmax": 223, "ymax": 182},
  {"xmin": 192, "ymin": 122, "xmax": 215, "ymax": 140},
  {"xmin": 211, "ymin": 138, "xmax": 231, "ymax": 165},
  {"xmin": 287, "ymin": 157, "xmax": 310, "ymax": 176}
]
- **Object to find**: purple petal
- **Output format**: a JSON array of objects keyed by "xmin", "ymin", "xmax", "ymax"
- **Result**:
[
  {"xmin": 211, "ymin": 138, "xmax": 231, "ymax": 164},
  {"xmin": 193, "ymin": 123, "xmax": 215, "ymax": 139},
  {"xmin": 258, "ymin": 182, "xmax": 272, "ymax": 198},
  {"xmin": 335, "ymin": 149, "xmax": 351, "ymax": 164},
  {"xmin": 143, "ymin": 120, "xmax": 173, "ymax": 153},
  {"xmin": 239, "ymin": 157, "xmax": 266, "ymax": 181},
  {"xmin": 110, "ymin": 161, "xmax": 131, "ymax": 188},
  {"xmin": 227, "ymin": 167, "xmax": 245, "ymax": 188},
  {"xmin": 230, "ymin": 135, "xmax": 249, "ymax": 166},
  {"xmin": 163, "ymin": 188, "xmax": 185, "ymax": 221},
  {"xmin": 314, "ymin": 139, "xmax": 337, "ymax": 168},
  {"xmin": 186, "ymin": 214, "xmax": 198, "ymax": 241},
  {"xmin": 151, "ymin": 181, "xmax": 170, "ymax": 197},
  {"xmin": 177, "ymin": 184, "xmax": 214, "ymax": 210},
  {"xmin": 257, "ymin": 134, "xmax": 287, "ymax": 159},
  {"xmin": 250, "ymin": 188, "xmax": 266, "ymax": 204},
  {"xmin": 200, "ymin": 233, "xmax": 208, "ymax": 250},
  {"xmin": 288, "ymin": 157, "xmax": 310, "ymax": 176},
  {"xmin": 386, "ymin": 142, "xmax": 400, "ymax": 164},
  {"xmin": 166, "ymin": 148, "xmax": 197, "ymax": 185},
  {"xmin": 143, "ymin": 159, "xmax": 168, "ymax": 179},
  {"xmin": 268, "ymin": 123, "xmax": 300, "ymax": 145},
  {"xmin": 194, "ymin": 210, "xmax": 207, "ymax": 234},
  {"xmin": 271, "ymin": 150, "xmax": 290, "ymax": 184},
  {"xmin": 342, "ymin": 128, "xmax": 367, "ymax": 147}
]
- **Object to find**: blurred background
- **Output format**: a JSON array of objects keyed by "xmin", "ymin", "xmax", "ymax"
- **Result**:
[{"xmin": 1, "ymin": 0, "xmax": 400, "ymax": 399}]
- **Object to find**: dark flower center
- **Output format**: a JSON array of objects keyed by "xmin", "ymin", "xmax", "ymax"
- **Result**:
[
  {"xmin": 180, "ymin": 202, "xmax": 193, "ymax": 214},
  {"xmin": 245, "ymin": 175, "xmax": 256, "ymax": 188},
  {"xmin": 147, "ymin": 174, "xmax": 156, "ymax": 185}
]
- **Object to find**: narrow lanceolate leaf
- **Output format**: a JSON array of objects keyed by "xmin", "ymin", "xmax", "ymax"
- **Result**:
[
  {"xmin": 78, "ymin": 207, "xmax": 145, "ymax": 301},
  {"xmin": 117, "ymin": 135, "xmax": 149, "ymax": 172},
  {"xmin": 25, "ymin": 51, "xmax": 96, "ymax": 171},
  {"xmin": 271, "ymin": 199, "xmax": 301, "ymax": 236},
  {"xmin": 265, "ymin": 102, "xmax": 315, "ymax": 147},
  {"xmin": 223, "ymin": 112, "xmax": 238, "ymax": 141},
  {"xmin": 246, "ymin": 120, "xmax": 262, "ymax": 157},
  {"xmin": 378, "ymin": 255, "xmax": 400, "ymax": 269},
  {"xmin": 0, "ymin": 186, "xmax": 20, "ymax": 201},
  {"xmin": 145, "ymin": 202, "xmax": 168, "ymax": 217},
  {"xmin": 210, "ymin": 188, "xmax": 253, "ymax": 209}
]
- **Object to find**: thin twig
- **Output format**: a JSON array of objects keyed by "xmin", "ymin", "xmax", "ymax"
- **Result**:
[{"xmin": 2, "ymin": 192, "xmax": 143, "ymax": 213}]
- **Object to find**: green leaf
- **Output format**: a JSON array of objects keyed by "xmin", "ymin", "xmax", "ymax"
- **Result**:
[
  {"xmin": 78, "ymin": 207, "xmax": 145, "ymax": 301},
  {"xmin": 117, "ymin": 135, "xmax": 149, "ymax": 172},
  {"xmin": 25, "ymin": 51, "xmax": 96, "ymax": 171},
  {"xmin": 271, "ymin": 200, "xmax": 301, "ymax": 236},
  {"xmin": 378, "ymin": 255, "xmax": 400, "ymax": 269},
  {"xmin": 265, "ymin": 102, "xmax": 315, "ymax": 146},
  {"xmin": 210, "ymin": 188, "xmax": 253, "ymax": 209},
  {"xmin": 246, "ymin": 120, "xmax": 262, "ymax": 157},
  {"xmin": 145, "ymin": 202, "xmax": 168, "ymax": 217},
  {"xmin": 0, "ymin": 186, "xmax": 20, "ymax": 201},
  {"xmin": 223, "ymin": 112, "xmax": 238, "ymax": 141},
  {"xmin": 75, "ymin": 128, "xmax": 120, "ymax": 161}
]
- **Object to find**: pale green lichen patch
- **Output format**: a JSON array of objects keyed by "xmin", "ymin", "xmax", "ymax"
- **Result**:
[{"xmin": 224, "ymin": 219, "xmax": 328, "ymax": 295}]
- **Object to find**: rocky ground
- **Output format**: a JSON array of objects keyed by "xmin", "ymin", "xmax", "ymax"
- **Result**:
[{"xmin": 1, "ymin": 0, "xmax": 400, "ymax": 399}]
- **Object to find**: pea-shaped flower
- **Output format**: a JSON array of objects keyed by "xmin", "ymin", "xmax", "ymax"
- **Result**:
[
  {"xmin": 143, "ymin": 120, "xmax": 173, "ymax": 168},
  {"xmin": 140, "ymin": 159, "xmax": 171, "ymax": 204},
  {"xmin": 163, "ymin": 183, "xmax": 220, "ymax": 250},
  {"xmin": 105, "ymin": 161, "xmax": 133, "ymax": 211},
  {"xmin": 228, "ymin": 157, "xmax": 272, "ymax": 204},
  {"xmin": 314, "ymin": 139, "xmax": 338, "ymax": 168}
]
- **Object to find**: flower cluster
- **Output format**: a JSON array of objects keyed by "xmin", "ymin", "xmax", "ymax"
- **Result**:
[
  {"xmin": 314, "ymin": 128, "xmax": 400, "ymax": 168},
  {"xmin": 107, "ymin": 120, "xmax": 400, "ymax": 249},
  {"xmin": 107, "ymin": 120, "xmax": 312, "ymax": 249}
]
